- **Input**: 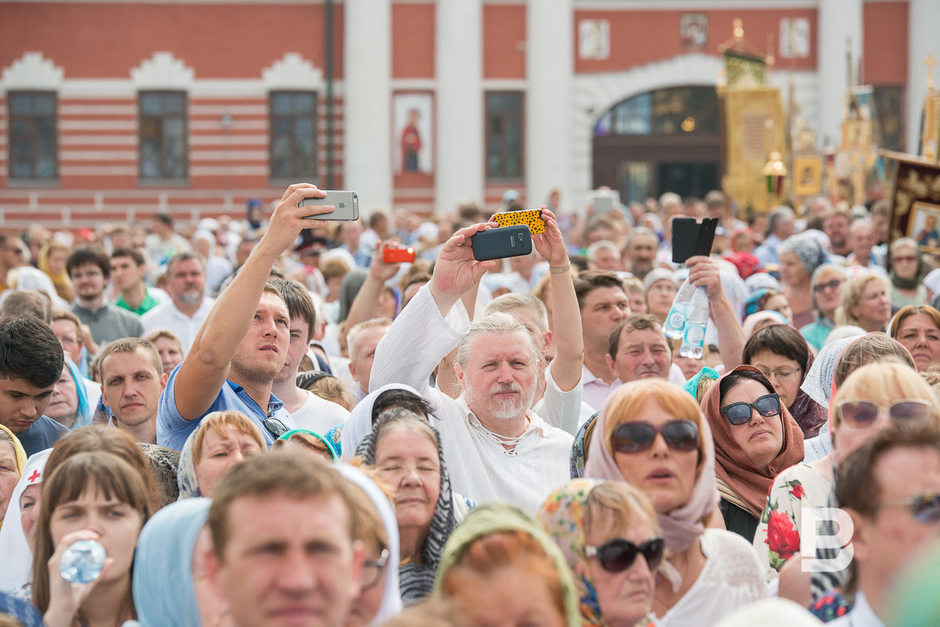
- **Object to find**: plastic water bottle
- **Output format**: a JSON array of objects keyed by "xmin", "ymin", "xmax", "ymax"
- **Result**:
[
  {"xmin": 679, "ymin": 286, "xmax": 709, "ymax": 358},
  {"xmin": 663, "ymin": 278, "xmax": 696, "ymax": 340},
  {"xmin": 60, "ymin": 539, "xmax": 106, "ymax": 584}
]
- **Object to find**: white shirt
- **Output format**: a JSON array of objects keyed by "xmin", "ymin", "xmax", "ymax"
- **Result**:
[
  {"xmin": 140, "ymin": 297, "xmax": 215, "ymax": 353},
  {"xmin": 289, "ymin": 390, "xmax": 349, "ymax": 434},
  {"xmin": 534, "ymin": 366, "xmax": 591, "ymax": 436},
  {"xmin": 371, "ymin": 284, "xmax": 573, "ymax": 514},
  {"xmin": 655, "ymin": 529, "xmax": 767, "ymax": 627}
]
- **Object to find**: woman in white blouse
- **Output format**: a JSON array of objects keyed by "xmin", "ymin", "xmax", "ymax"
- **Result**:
[{"xmin": 585, "ymin": 378, "xmax": 766, "ymax": 626}]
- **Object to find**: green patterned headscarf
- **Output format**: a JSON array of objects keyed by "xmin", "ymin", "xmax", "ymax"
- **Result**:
[
  {"xmin": 538, "ymin": 478, "xmax": 606, "ymax": 626},
  {"xmin": 435, "ymin": 502, "xmax": 582, "ymax": 627}
]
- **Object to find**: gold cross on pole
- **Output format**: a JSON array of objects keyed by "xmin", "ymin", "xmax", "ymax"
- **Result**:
[{"xmin": 926, "ymin": 54, "xmax": 937, "ymax": 90}]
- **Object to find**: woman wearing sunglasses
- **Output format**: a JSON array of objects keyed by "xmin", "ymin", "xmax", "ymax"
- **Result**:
[
  {"xmin": 538, "ymin": 479, "xmax": 663, "ymax": 626},
  {"xmin": 701, "ymin": 366, "xmax": 804, "ymax": 543},
  {"xmin": 888, "ymin": 238, "xmax": 928, "ymax": 309},
  {"xmin": 177, "ymin": 410, "xmax": 266, "ymax": 499},
  {"xmin": 753, "ymin": 361, "xmax": 940, "ymax": 591},
  {"xmin": 584, "ymin": 379, "xmax": 765, "ymax": 626},
  {"xmin": 743, "ymin": 324, "xmax": 829, "ymax": 438}
]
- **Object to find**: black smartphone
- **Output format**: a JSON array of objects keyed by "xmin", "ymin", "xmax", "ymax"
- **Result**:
[{"xmin": 471, "ymin": 225, "xmax": 533, "ymax": 261}]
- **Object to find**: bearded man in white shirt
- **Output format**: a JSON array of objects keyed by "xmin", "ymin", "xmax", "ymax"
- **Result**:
[{"xmin": 370, "ymin": 218, "xmax": 573, "ymax": 513}]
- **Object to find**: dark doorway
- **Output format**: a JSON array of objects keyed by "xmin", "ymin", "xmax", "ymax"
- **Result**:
[{"xmin": 593, "ymin": 85, "xmax": 721, "ymax": 202}]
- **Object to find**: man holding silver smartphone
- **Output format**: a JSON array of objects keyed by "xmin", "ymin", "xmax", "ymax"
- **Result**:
[{"xmin": 157, "ymin": 183, "xmax": 337, "ymax": 450}]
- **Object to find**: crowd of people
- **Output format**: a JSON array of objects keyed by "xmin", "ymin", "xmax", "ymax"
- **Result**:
[{"xmin": 0, "ymin": 183, "xmax": 938, "ymax": 627}]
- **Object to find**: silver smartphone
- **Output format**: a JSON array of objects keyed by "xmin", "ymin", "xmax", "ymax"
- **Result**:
[{"xmin": 298, "ymin": 191, "xmax": 359, "ymax": 221}]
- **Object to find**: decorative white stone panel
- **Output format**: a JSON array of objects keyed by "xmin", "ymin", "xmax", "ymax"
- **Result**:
[{"xmin": 1, "ymin": 52, "xmax": 64, "ymax": 90}]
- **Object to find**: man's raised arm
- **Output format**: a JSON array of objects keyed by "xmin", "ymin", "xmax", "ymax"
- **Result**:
[
  {"xmin": 370, "ymin": 223, "xmax": 498, "ymax": 394},
  {"xmin": 173, "ymin": 184, "xmax": 333, "ymax": 419}
]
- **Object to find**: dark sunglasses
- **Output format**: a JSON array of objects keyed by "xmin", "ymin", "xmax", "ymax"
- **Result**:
[
  {"xmin": 584, "ymin": 537, "xmax": 665, "ymax": 573},
  {"xmin": 720, "ymin": 393, "xmax": 781, "ymax": 426},
  {"xmin": 878, "ymin": 494, "xmax": 940, "ymax": 523},
  {"xmin": 610, "ymin": 420, "xmax": 699, "ymax": 454},
  {"xmin": 263, "ymin": 416, "xmax": 289, "ymax": 439},
  {"xmin": 836, "ymin": 400, "xmax": 931, "ymax": 430},
  {"xmin": 813, "ymin": 278, "xmax": 844, "ymax": 293},
  {"xmin": 362, "ymin": 548, "xmax": 390, "ymax": 589}
]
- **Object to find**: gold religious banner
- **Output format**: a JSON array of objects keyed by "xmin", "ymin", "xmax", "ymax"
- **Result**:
[
  {"xmin": 723, "ymin": 87, "xmax": 786, "ymax": 213},
  {"xmin": 883, "ymin": 151, "xmax": 940, "ymax": 254},
  {"xmin": 920, "ymin": 54, "xmax": 939, "ymax": 162}
]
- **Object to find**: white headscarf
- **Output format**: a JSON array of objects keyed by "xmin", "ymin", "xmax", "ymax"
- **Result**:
[
  {"xmin": 335, "ymin": 464, "xmax": 402, "ymax": 624},
  {"xmin": 0, "ymin": 448, "xmax": 51, "ymax": 593},
  {"xmin": 340, "ymin": 383, "xmax": 423, "ymax": 461}
]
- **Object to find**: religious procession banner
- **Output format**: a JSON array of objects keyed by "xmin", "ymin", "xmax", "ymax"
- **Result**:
[
  {"xmin": 884, "ymin": 151, "xmax": 940, "ymax": 255},
  {"xmin": 722, "ymin": 87, "xmax": 786, "ymax": 213}
]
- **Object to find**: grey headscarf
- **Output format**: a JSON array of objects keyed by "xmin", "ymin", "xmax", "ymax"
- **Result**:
[{"xmin": 779, "ymin": 232, "xmax": 829, "ymax": 277}]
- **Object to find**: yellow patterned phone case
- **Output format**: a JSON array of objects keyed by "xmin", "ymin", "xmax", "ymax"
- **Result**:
[{"xmin": 492, "ymin": 209, "xmax": 545, "ymax": 234}]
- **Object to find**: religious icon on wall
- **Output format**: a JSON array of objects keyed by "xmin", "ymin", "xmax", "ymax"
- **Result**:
[
  {"xmin": 680, "ymin": 14, "xmax": 708, "ymax": 50},
  {"xmin": 779, "ymin": 18, "xmax": 810, "ymax": 59},
  {"xmin": 579, "ymin": 19, "xmax": 610, "ymax": 60},
  {"xmin": 393, "ymin": 92, "xmax": 433, "ymax": 174},
  {"xmin": 793, "ymin": 156, "xmax": 822, "ymax": 197}
]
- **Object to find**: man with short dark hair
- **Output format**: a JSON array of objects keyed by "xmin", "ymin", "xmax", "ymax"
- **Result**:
[
  {"xmin": 110, "ymin": 247, "xmax": 165, "ymax": 316},
  {"xmin": 145, "ymin": 212, "xmax": 191, "ymax": 268},
  {"xmin": 98, "ymin": 337, "xmax": 167, "ymax": 444},
  {"xmin": 205, "ymin": 452, "xmax": 364, "ymax": 627},
  {"xmin": 606, "ymin": 314, "xmax": 672, "ymax": 383},
  {"xmin": 270, "ymin": 278, "xmax": 349, "ymax": 433},
  {"xmin": 0, "ymin": 316, "xmax": 67, "ymax": 454},
  {"xmin": 573, "ymin": 270, "xmax": 630, "ymax": 411},
  {"xmin": 823, "ymin": 209, "xmax": 850, "ymax": 257},
  {"xmin": 157, "ymin": 183, "xmax": 336, "ymax": 450},
  {"xmin": 141, "ymin": 252, "xmax": 214, "ymax": 352},
  {"xmin": 67, "ymin": 245, "xmax": 144, "ymax": 345}
]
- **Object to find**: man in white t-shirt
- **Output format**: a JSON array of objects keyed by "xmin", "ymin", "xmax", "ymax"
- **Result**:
[
  {"xmin": 270, "ymin": 278, "xmax": 349, "ymax": 435},
  {"xmin": 371, "ymin": 220, "xmax": 573, "ymax": 513}
]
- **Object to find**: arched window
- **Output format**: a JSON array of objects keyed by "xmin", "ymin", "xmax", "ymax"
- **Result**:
[{"xmin": 594, "ymin": 86, "xmax": 719, "ymax": 137}]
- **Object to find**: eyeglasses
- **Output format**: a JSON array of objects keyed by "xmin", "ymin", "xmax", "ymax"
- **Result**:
[
  {"xmin": 755, "ymin": 366, "xmax": 800, "ymax": 380},
  {"xmin": 610, "ymin": 420, "xmax": 699, "ymax": 454},
  {"xmin": 584, "ymin": 537, "xmax": 665, "ymax": 573},
  {"xmin": 362, "ymin": 548, "xmax": 390, "ymax": 589},
  {"xmin": 877, "ymin": 494, "xmax": 940, "ymax": 523},
  {"xmin": 263, "ymin": 416, "xmax": 288, "ymax": 438},
  {"xmin": 836, "ymin": 400, "xmax": 931, "ymax": 430},
  {"xmin": 720, "ymin": 393, "xmax": 781, "ymax": 426},
  {"xmin": 893, "ymin": 255, "xmax": 918, "ymax": 263},
  {"xmin": 813, "ymin": 279, "xmax": 844, "ymax": 293}
]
